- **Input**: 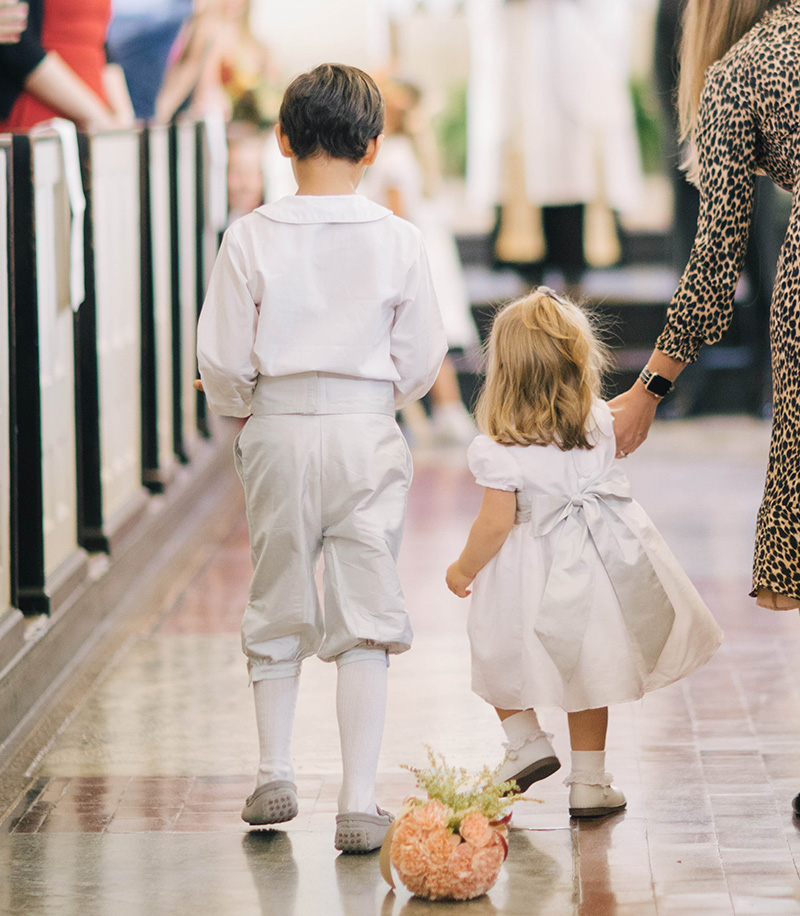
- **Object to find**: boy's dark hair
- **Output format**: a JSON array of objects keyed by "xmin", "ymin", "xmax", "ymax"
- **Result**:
[{"xmin": 279, "ymin": 63, "xmax": 384, "ymax": 162}]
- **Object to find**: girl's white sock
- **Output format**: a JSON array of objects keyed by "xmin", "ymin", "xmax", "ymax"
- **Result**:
[
  {"xmin": 336, "ymin": 653, "xmax": 388, "ymax": 815},
  {"xmin": 568, "ymin": 749, "xmax": 611, "ymax": 786},
  {"xmin": 253, "ymin": 675, "xmax": 300, "ymax": 787},
  {"xmin": 500, "ymin": 709, "xmax": 543, "ymax": 746}
]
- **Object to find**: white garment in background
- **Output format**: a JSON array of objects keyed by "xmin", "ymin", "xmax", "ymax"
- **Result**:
[
  {"xmin": 467, "ymin": 0, "xmax": 644, "ymax": 214},
  {"xmin": 197, "ymin": 194, "xmax": 447, "ymax": 417},
  {"xmin": 362, "ymin": 134, "xmax": 478, "ymax": 349},
  {"xmin": 466, "ymin": 400, "xmax": 723, "ymax": 713}
]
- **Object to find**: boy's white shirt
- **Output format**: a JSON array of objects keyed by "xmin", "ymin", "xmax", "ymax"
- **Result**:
[{"xmin": 197, "ymin": 194, "xmax": 447, "ymax": 417}]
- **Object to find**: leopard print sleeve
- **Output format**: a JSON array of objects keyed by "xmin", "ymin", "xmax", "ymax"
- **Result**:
[{"xmin": 655, "ymin": 66, "xmax": 758, "ymax": 364}]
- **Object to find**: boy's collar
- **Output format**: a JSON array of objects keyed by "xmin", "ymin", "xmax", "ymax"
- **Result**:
[{"xmin": 256, "ymin": 194, "xmax": 392, "ymax": 224}]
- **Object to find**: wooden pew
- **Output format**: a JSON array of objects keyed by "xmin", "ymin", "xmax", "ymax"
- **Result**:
[
  {"xmin": 169, "ymin": 119, "xmax": 201, "ymax": 464},
  {"xmin": 10, "ymin": 131, "xmax": 88, "ymax": 614},
  {"xmin": 75, "ymin": 129, "xmax": 149, "ymax": 554},
  {"xmin": 140, "ymin": 124, "xmax": 177, "ymax": 493},
  {"xmin": 0, "ymin": 136, "xmax": 25, "ymax": 668}
]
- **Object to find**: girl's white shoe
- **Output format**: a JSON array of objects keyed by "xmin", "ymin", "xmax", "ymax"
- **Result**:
[
  {"xmin": 497, "ymin": 730, "xmax": 561, "ymax": 795},
  {"xmin": 568, "ymin": 782, "xmax": 626, "ymax": 818}
]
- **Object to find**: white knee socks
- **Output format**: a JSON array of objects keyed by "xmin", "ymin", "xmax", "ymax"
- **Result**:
[
  {"xmin": 253, "ymin": 675, "xmax": 300, "ymax": 787},
  {"xmin": 336, "ymin": 654, "xmax": 388, "ymax": 815}
]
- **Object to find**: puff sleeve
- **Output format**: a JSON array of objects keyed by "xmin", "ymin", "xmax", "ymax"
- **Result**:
[{"xmin": 467, "ymin": 436, "xmax": 521, "ymax": 491}]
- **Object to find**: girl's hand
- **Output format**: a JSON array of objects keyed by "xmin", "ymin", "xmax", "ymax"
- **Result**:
[
  {"xmin": 446, "ymin": 562, "xmax": 473, "ymax": 598},
  {"xmin": 607, "ymin": 384, "xmax": 658, "ymax": 459},
  {"xmin": 193, "ymin": 379, "xmax": 204, "ymax": 392}
]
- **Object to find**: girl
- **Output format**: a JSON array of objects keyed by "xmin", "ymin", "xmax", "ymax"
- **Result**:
[{"xmin": 446, "ymin": 288, "xmax": 723, "ymax": 817}]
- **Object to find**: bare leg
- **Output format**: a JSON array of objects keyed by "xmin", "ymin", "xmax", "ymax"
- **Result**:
[
  {"xmin": 495, "ymin": 706, "xmax": 523, "ymax": 722},
  {"xmin": 568, "ymin": 707, "xmax": 608, "ymax": 751},
  {"xmin": 429, "ymin": 355, "xmax": 462, "ymax": 405},
  {"xmin": 566, "ymin": 707, "xmax": 625, "ymax": 817},
  {"xmin": 428, "ymin": 356, "xmax": 476, "ymax": 444}
]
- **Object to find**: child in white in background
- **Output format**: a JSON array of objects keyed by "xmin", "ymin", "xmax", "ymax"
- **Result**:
[
  {"xmin": 225, "ymin": 126, "xmax": 266, "ymax": 225},
  {"xmin": 197, "ymin": 63, "xmax": 446, "ymax": 852},
  {"xmin": 446, "ymin": 288, "xmax": 722, "ymax": 817},
  {"xmin": 361, "ymin": 76, "xmax": 478, "ymax": 446}
]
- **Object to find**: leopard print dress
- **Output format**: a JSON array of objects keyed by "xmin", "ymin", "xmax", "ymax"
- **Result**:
[{"xmin": 654, "ymin": 0, "xmax": 800, "ymax": 601}]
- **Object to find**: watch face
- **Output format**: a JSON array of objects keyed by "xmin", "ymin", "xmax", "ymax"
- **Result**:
[{"xmin": 646, "ymin": 373, "xmax": 672, "ymax": 397}]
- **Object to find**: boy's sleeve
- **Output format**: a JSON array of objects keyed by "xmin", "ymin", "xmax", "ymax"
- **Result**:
[
  {"xmin": 391, "ymin": 232, "xmax": 448, "ymax": 409},
  {"xmin": 197, "ymin": 230, "xmax": 259, "ymax": 417}
]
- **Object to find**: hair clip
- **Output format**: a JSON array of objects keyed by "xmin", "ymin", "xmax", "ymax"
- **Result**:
[{"xmin": 537, "ymin": 286, "xmax": 558, "ymax": 299}]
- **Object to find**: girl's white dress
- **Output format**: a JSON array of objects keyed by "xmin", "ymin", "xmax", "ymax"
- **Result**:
[{"xmin": 467, "ymin": 400, "xmax": 723, "ymax": 713}]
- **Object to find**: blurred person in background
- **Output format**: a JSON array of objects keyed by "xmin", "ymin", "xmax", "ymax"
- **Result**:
[
  {"xmin": 612, "ymin": 1, "xmax": 800, "ymax": 666},
  {"xmin": 225, "ymin": 122, "xmax": 265, "ymax": 224},
  {"xmin": 155, "ymin": 0, "xmax": 280, "ymax": 126},
  {"xmin": 362, "ymin": 75, "xmax": 478, "ymax": 446},
  {"xmin": 0, "ymin": 0, "xmax": 134, "ymax": 131},
  {"xmin": 107, "ymin": 0, "xmax": 192, "ymax": 120},
  {"xmin": 493, "ymin": 0, "xmax": 643, "ymax": 287}
]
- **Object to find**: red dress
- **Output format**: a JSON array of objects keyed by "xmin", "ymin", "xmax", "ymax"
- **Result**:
[{"xmin": 0, "ymin": 0, "xmax": 110, "ymax": 131}]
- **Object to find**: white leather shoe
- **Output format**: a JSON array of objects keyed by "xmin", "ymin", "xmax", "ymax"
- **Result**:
[
  {"xmin": 568, "ymin": 782, "xmax": 626, "ymax": 818},
  {"xmin": 497, "ymin": 731, "xmax": 560, "ymax": 795}
]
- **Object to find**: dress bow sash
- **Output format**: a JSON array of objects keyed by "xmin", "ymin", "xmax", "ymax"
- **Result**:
[{"xmin": 520, "ymin": 472, "xmax": 676, "ymax": 681}]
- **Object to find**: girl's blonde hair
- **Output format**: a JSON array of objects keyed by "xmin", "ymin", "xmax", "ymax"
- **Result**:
[
  {"xmin": 475, "ymin": 289, "xmax": 608, "ymax": 451},
  {"xmin": 678, "ymin": 0, "xmax": 782, "ymax": 185}
]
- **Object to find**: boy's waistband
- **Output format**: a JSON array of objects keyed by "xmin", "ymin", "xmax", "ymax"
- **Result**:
[{"xmin": 250, "ymin": 373, "xmax": 396, "ymax": 416}]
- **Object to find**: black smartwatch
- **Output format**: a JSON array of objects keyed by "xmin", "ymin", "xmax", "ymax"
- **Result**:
[{"xmin": 639, "ymin": 366, "xmax": 673, "ymax": 399}]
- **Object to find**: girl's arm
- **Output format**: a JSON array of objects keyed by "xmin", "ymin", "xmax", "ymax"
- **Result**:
[
  {"xmin": 386, "ymin": 186, "xmax": 406, "ymax": 219},
  {"xmin": 446, "ymin": 487, "xmax": 517, "ymax": 597}
]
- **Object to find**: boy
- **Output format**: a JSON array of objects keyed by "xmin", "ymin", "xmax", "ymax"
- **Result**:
[{"xmin": 197, "ymin": 63, "xmax": 447, "ymax": 853}]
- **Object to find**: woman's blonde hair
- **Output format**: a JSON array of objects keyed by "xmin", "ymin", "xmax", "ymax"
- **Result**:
[
  {"xmin": 474, "ymin": 289, "xmax": 608, "ymax": 451},
  {"xmin": 678, "ymin": 0, "xmax": 782, "ymax": 184}
]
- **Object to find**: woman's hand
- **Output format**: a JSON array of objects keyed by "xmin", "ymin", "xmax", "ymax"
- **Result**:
[
  {"xmin": 607, "ymin": 383, "xmax": 659, "ymax": 458},
  {"xmin": 446, "ymin": 561, "xmax": 473, "ymax": 598}
]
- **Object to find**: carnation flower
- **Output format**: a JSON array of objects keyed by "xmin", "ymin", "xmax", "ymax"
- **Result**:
[
  {"xmin": 425, "ymin": 863, "xmax": 457, "ymax": 900},
  {"xmin": 409, "ymin": 798, "xmax": 452, "ymax": 831},
  {"xmin": 427, "ymin": 825, "xmax": 460, "ymax": 865},
  {"xmin": 458, "ymin": 810, "xmax": 493, "ymax": 848},
  {"xmin": 391, "ymin": 834, "xmax": 431, "ymax": 877}
]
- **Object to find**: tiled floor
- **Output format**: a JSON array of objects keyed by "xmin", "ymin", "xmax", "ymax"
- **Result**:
[{"xmin": 2, "ymin": 416, "xmax": 800, "ymax": 915}]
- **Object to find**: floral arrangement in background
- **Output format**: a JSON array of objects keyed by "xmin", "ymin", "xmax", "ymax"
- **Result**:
[{"xmin": 381, "ymin": 749, "xmax": 528, "ymax": 901}]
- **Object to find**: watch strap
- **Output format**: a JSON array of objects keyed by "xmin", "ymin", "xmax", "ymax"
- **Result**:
[{"xmin": 639, "ymin": 366, "xmax": 673, "ymax": 398}]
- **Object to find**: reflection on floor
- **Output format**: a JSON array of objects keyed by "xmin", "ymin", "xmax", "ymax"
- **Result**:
[{"xmin": 2, "ymin": 416, "xmax": 800, "ymax": 915}]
